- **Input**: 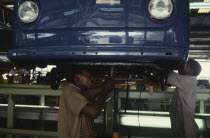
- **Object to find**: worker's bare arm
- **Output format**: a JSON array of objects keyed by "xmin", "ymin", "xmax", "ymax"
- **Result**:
[
  {"xmin": 83, "ymin": 77, "xmax": 115, "ymax": 100},
  {"xmin": 81, "ymin": 78, "xmax": 114, "ymax": 118},
  {"xmin": 167, "ymin": 71, "xmax": 184, "ymax": 89},
  {"xmin": 81, "ymin": 93, "xmax": 108, "ymax": 119},
  {"xmin": 83, "ymin": 86, "xmax": 105, "ymax": 100}
]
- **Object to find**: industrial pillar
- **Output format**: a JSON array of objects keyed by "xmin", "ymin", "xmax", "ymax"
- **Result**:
[
  {"xmin": 39, "ymin": 95, "xmax": 45, "ymax": 106},
  {"xmin": 7, "ymin": 94, "xmax": 14, "ymax": 138},
  {"xmin": 113, "ymin": 88, "xmax": 119, "ymax": 138},
  {"xmin": 199, "ymin": 100, "xmax": 205, "ymax": 113}
]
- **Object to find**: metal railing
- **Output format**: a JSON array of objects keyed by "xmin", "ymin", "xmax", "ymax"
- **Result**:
[{"xmin": 0, "ymin": 84, "xmax": 210, "ymax": 138}]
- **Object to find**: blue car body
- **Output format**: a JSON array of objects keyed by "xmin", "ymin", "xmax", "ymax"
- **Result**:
[{"xmin": 8, "ymin": 0, "xmax": 189, "ymax": 69}]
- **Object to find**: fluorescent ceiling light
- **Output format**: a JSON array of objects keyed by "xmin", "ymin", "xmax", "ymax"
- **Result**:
[
  {"xmin": 198, "ymin": 0, "xmax": 210, "ymax": 13},
  {"xmin": 6, "ymin": 5, "xmax": 14, "ymax": 8},
  {"xmin": 190, "ymin": 2, "xmax": 210, "ymax": 13},
  {"xmin": 190, "ymin": 2, "xmax": 210, "ymax": 9},
  {"xmin": 120, "ymin": 114, "xmax": 206, "ymax": 131}
]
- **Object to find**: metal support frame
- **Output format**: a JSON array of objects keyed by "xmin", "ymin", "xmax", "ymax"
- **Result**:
[
  {"xmin": 200, "ymin": 100, "xmax": 205, "ymax": 113},
  {"xmin": 113, "ymin": 88, "xmax": 119, "ymax": 132},
  {"xmin": 105, "ymin": 66, "xmax": 114, "ymax": 136},
  {"xmin": 0, "ymin": 128, "xmax": 57, "ymax": 137},
  {"xmin": 39, "ymin": 95, "xmax": 45, "ymax": 106},
  {"xmin": 0, "ymin": 84, "xmax": 210, "ymax": 137},
  {"xmin": 124, "ymin": 81, "xmax": 129, "ymax": 113},
  {"xmin": 0, "ymin": 84, "xmax": 59, "ymax": 138},
  {"xmin": 7, "ymin": 94, "xmax": 14, "ymax": 128},
  {"xmin": 7, "ymin": 94, "xmax": 14, "ymax": 138},
  {"xmin": 105, "ymin": 98, "xmax": 113, "ymax": 136}
]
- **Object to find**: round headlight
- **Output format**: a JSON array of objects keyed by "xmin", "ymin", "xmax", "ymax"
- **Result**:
[
  {"xmin": 18, "ymin": 1, "xmax": 39, "ymax": 23},
  {"xmin": 148, "ymin": 0, "xmax": 173, "ymax": 20}
]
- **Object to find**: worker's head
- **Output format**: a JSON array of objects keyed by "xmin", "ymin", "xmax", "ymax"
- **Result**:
[
  {"xmin": 68, "ymin": 67, "xmax": 93, "ymax": 88},
  {"xmin": 179, "ymin": 59, "xmax": 202, "ymax": 76},
  {"xmin": 74, "ymin": 70, "xmax": 93, "ymax": 88}
]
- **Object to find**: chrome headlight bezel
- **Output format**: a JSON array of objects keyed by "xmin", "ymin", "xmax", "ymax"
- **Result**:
[
  {"xmin": 148, "ymin": 0, "xmax": 174, "ymax": 20},
  {"xmin": 18, "ymin": 1, "xmax": 39, "ymax": 24}
]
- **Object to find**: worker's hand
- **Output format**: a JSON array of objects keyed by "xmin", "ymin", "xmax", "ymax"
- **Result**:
[{"xmin": 104, "ymin": 77, "xmax": 115, "ymax": 92}]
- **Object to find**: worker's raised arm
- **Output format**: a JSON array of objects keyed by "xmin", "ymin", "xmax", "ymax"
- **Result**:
[
  {"xmin": 167, "ymin": 71, "xmax": 184, "ymax": 89},
  {"xmin": 81, "ymin": 78, "xmax": 114, "ymax": 118},
  {"xmin": 81, "ymin": 94, "xmax": 107, "ymax": 119},
  {"xmin": 82, "ymin": 77, "xmax": 115, "ymax": 100},
  {"xmin": 82, "ymin": 86, "xmax": 105, "ymax": 100}
]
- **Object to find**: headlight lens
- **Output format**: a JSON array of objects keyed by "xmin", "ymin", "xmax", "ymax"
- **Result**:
[
  {"xmin": 148, "ymin": 0, "xmax": 173, "ymax": 20},
  {"xmin": 18, "ymin": 1, "xmax": 39, "ymax": 23}
]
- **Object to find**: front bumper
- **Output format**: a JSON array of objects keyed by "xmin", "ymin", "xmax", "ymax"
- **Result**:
[
  {"xmin": 8, "ymin": 45, "xmax": 188, "ymax": 61},
  {"xmin": 8, "ymin": 46, "xmax": 188, "ymax": 70}
]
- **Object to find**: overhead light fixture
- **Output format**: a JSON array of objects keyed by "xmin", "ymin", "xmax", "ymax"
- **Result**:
[
  {"xmin": 190, "ymin": 2, "xmax": 210, "ymax": 9},
  {"xmin": 120, "ymin": 114, "xmax": 206, "ymax": 131},
  {"xmin": 198, "ymin": 0, "xmax": 210, "ymax": 13},
  {"xmin": 6, "ymin": 5, "xmax": 14, "ymax": 8},
  {"xmin": 190, "ymin": 2, "xmax": 210, "ymax": 13}
]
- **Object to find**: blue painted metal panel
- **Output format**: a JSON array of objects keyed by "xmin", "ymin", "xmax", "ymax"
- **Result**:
[{"xmin": 8, "ymin": 0, "xmax": 189, "ymax": 65}]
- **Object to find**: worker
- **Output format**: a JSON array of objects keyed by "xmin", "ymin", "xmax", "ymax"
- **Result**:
[
  {"xmin": 167, "ymin": 59, "xmax": 202, "ymax": 138},
  {"xmin": 58, "ymin": 68, "xmax": 114, "ymax": 138}
]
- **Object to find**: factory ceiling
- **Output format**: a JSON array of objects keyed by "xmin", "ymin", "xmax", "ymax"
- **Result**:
[{"xmin": 190, "ymin": 0, "xmax": 210, "ymax": 59}]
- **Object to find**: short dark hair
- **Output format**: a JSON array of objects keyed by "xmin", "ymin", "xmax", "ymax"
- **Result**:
[
  {"xmin": 187, "ymin": 59, "xmax": 202, "ymax": 76},
  {"xmin": 66, "ymin": 66, "xmax": 91, "ymax": 83}
]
